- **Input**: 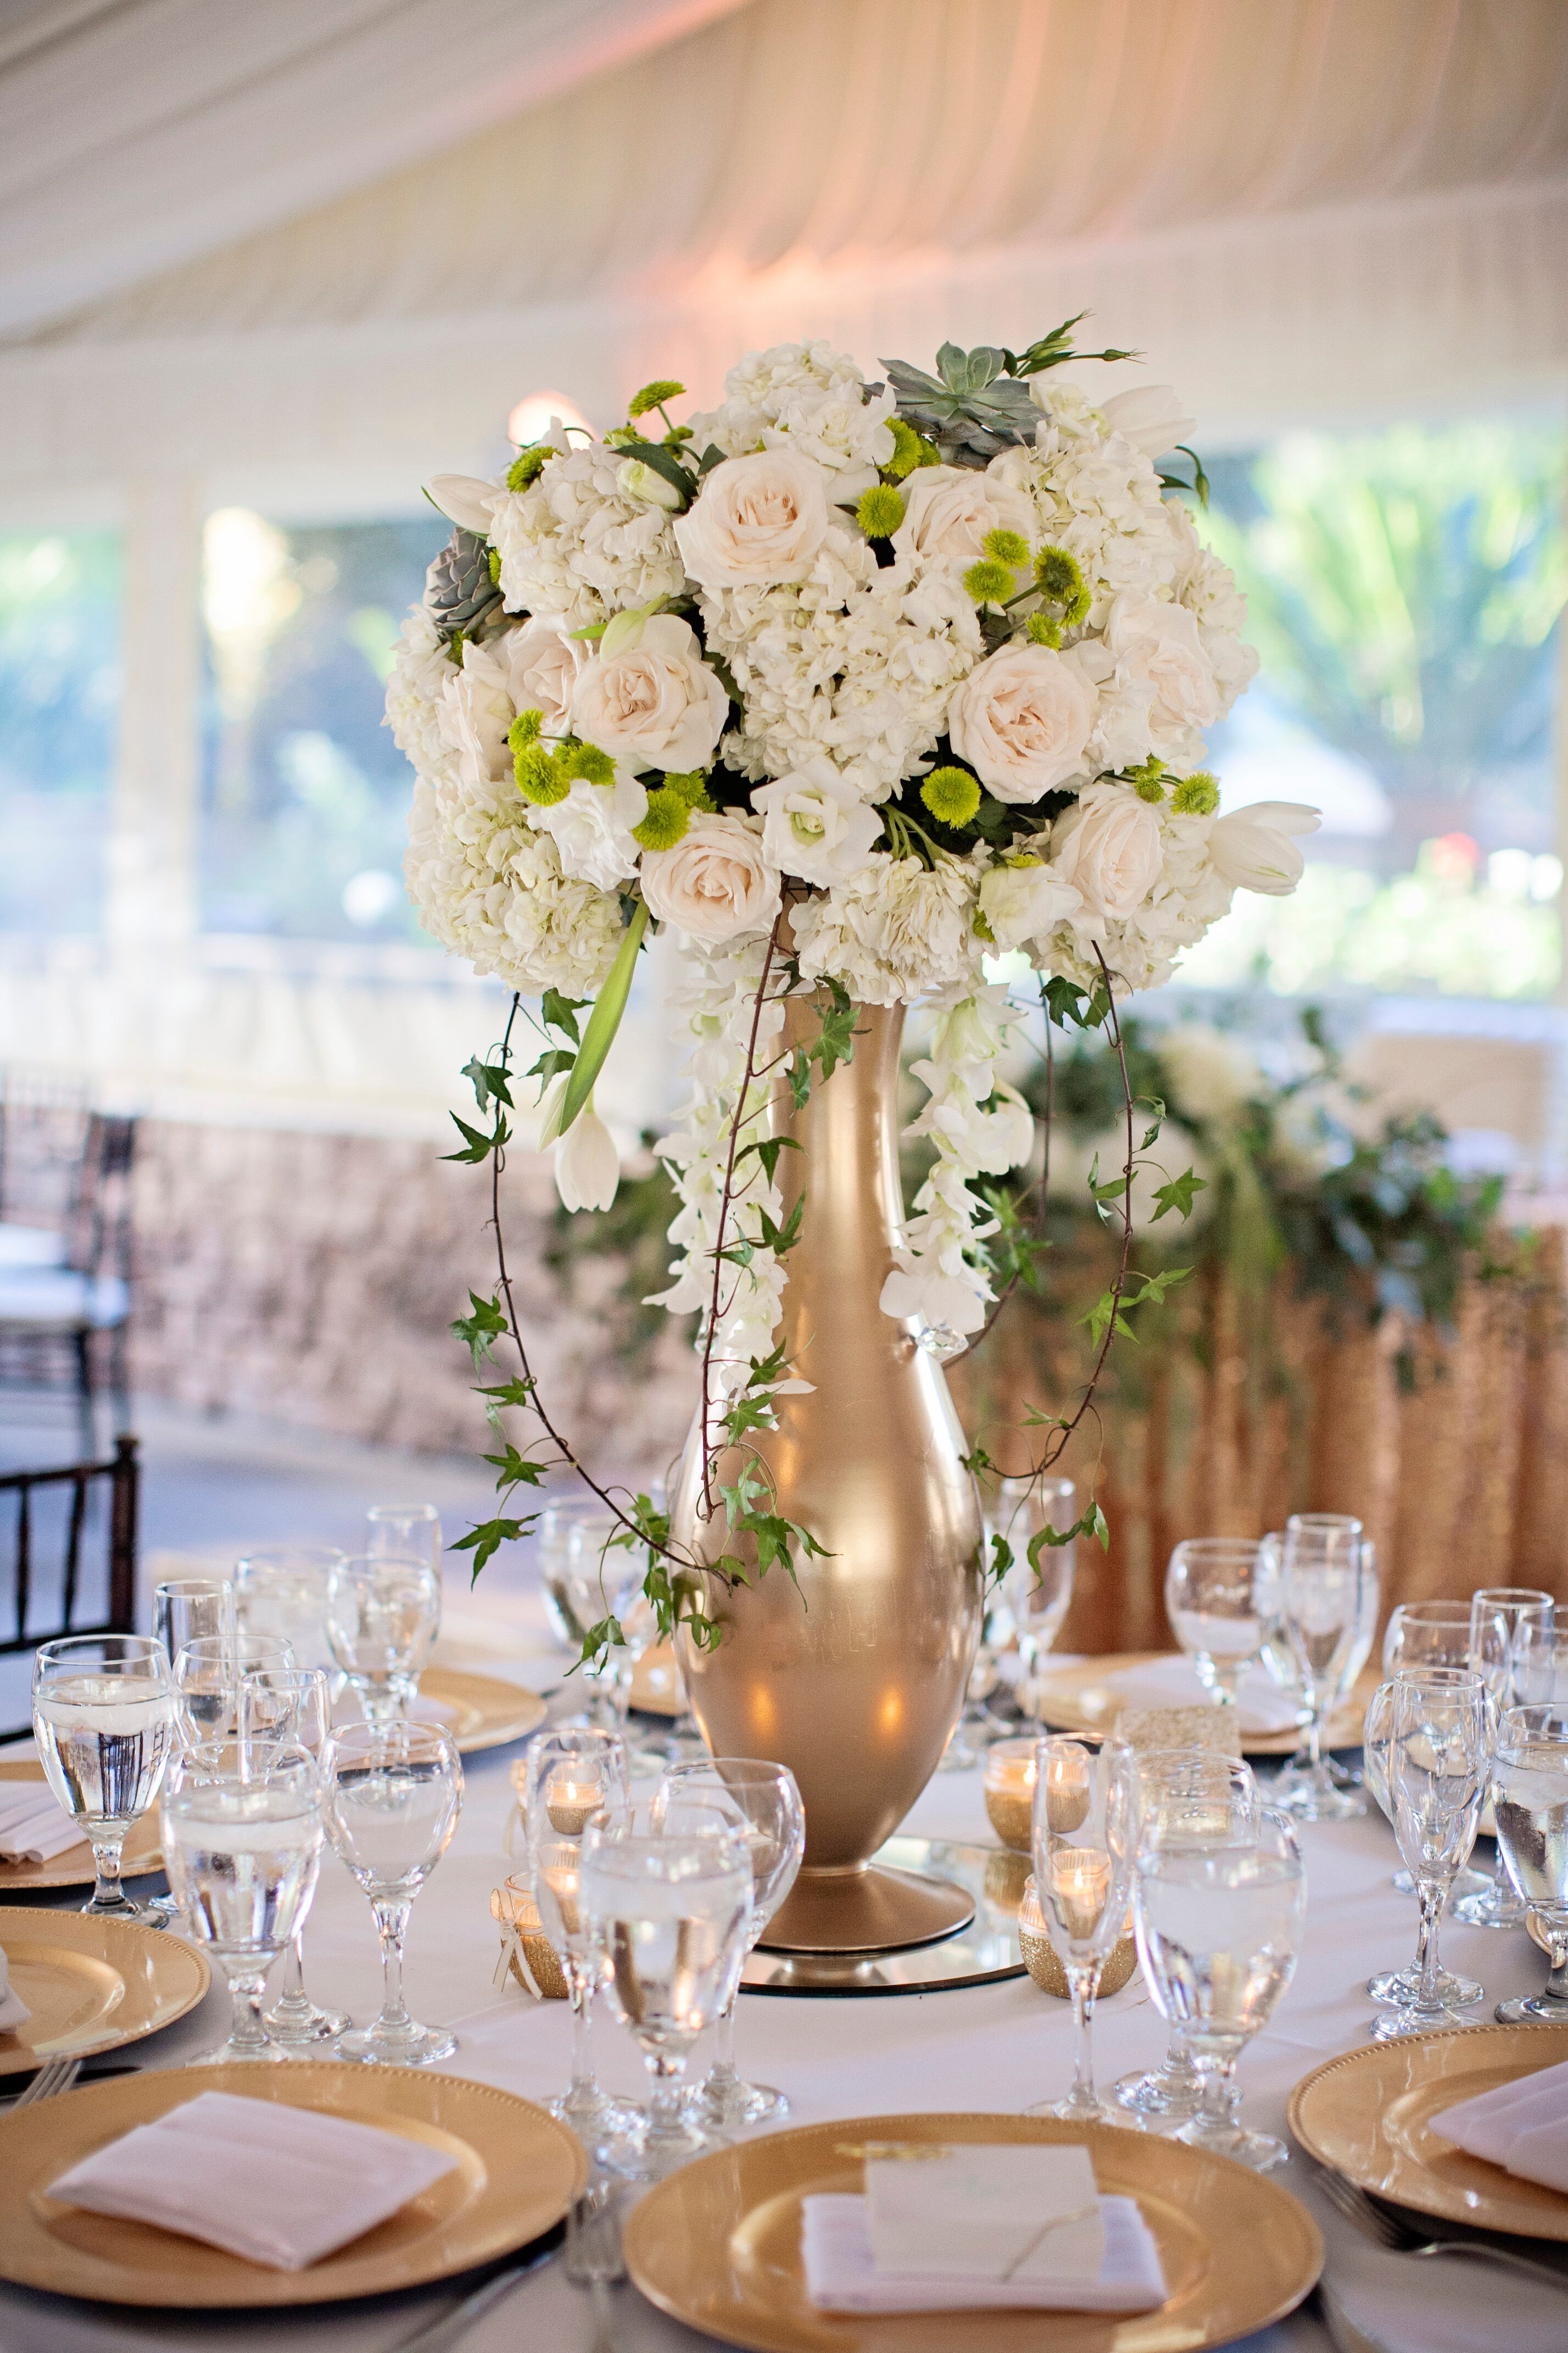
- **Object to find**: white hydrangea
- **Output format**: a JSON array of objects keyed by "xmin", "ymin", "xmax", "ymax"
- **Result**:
[
  {"xmin": 791, "ymin": 850, "xmax": 986, "ymax": 1006},
  {"xmin": 988, "ymin": 416, "xmax": 1175, "ymax": 630},
  {"xmin": 404, "ymin": 771, "xmax": 624, "ymax": 998},
  {"xmin": 488, "ymin": 444, "xmax": 687, "ymax": 630},
  {"xmin": 386, "ymin": 610, "xmax": 459, "ymax": 790},
  {"xmin": 689, "ymin": 340, "xmax": 895, "ymax": 494},
  {"xmin": 1167, "ymin": 501, "xmax": 1260, "ymax": 718}
]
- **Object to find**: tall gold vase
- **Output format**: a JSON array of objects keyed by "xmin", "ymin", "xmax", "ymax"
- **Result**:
[{"xmin": 671, "ymin": 997, "xmax": 984, "ymax": 1954}]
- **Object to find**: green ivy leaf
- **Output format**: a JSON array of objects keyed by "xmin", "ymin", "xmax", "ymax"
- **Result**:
[
  {"xmin": 452, "ymin": 1291, "xmax": 507, "ymax": 1366},
  {"xmin": 1150, "ymin": 1169, "xmax": 1208, "ymax": 1222},
  {"xmin": 540, "ymin": 989, "xmax": 588, "ymax": 1044}
]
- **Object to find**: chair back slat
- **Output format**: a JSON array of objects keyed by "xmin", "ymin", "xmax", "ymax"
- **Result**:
[
  {"xmin": 14, "ymin": 1483, "xmax": 30, "ymax": 1646},
  {"xmin": 0, "ymin": 1443, "xmax": 141, "ymax": 1740},
  {"xmin": 60, "ymin": 1470, "xmax": 88, "ymax": 1627}
]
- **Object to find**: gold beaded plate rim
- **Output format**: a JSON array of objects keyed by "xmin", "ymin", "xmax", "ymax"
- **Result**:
[
  {"xmin": 1031, "ymin": 1653, "xmax": 1376, "ymax": 1756},
  {"xmin": 0, "ymin": 1761, "xmax": 163, "ymax": 1893},
  {"xmin": 415, "ymin": 1667, "xmax": 546, "ymax": 1753},
  {"xmin": 0, "ymin": 2062, "xmax": 587, "ymax": 2305},
  {"xmin": 1287, "ymin": 2022, "xmax": 1568, "ymax": 2239},
  {"xmin": 0, "ymin": 1907, "xmax": 209, "ymax": 2076},
  {"xmin": 623, "ymin": 2110, "xmax": 1324, "ymax": 2353}
]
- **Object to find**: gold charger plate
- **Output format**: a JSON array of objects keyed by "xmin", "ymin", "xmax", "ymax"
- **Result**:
[
  {"xmin": 1032, "ymin": 1652, "xmax": 1377, "ymax": 1757},
  {"xmin": 629, "ymin": 1641, "xmax": 683, "ymax": 1718},
  {"xmin": 0, "ymin": 1760, "xmax": 163, "ymax": 1893},
  {"xmin": 413, "ymin": 1667, "xmax": 545, "ymax": 1753},
  {"xmin": 0, "ymin": 1908, "xmax": 209, "ymax": 2076},
  {"xmin": 623, "ymin": 2111, "xmax": 1323, "ymax": 2352},
  {"xmin": 0, "ymin": 2061, "xmax": 586, "ymax": 2306},
  {"xmin": 1288, "ymin": 2022, "xmax": 1568, "ymax": 2240}
]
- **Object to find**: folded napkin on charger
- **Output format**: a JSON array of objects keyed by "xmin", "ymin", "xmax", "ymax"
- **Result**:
[
  {"xmin": 801, "ymin": 2146, "xmax": 1167, "ymax": 2316},
  {"xmin": 1429, "ymin": 2058, "xmax": 1568, "ymax": 2196},
  {"xmin": 49, "ymin": 2090, "xmax": 459, "ymax": 2270},
  {"xmin": 0, "ymin": 1945, "xmax": 30, "ymax": 2033},
  {"xmin": 0, "ymin": 1781, "xmax": 85, "ymax": 1865},
  {"xmin": 1109, "ymin": 1655, "xmax": 1301, "ymax": 1736}
]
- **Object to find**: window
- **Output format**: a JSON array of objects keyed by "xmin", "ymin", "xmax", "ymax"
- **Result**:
[
  {"xmin": 1175, "ymin": 416, "xmax": 1566, "ymax": 999},
  {"xmin": 199, "ymin": 511, "xmax": 450, "ymax": 942},
  {"xmin": 0, "ymin": 530, "xmax": 121, "ymax": 934}
]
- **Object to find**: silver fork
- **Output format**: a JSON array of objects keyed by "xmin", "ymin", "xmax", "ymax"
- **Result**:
[
  {"xmin": 1315, "ymin": 2162, "xmax": 1568, "ymax": 2290},
  {"xmin": 9, "ymin": 2056, "xmax": 82, "ymax": 2109}
]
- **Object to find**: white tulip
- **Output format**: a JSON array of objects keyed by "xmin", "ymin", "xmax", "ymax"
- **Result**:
[
  {"xmin": 1098, "ymin": 386, "xmax": 1197, "ymax": 459},
  {"xmin": 1208, "ymin": 802, "xmax": 1321, "ymax": 895},
  {"xmin": 554, "ymin": 1103, "xmax": 620, "ymax": 1212},
  {"xmin": 425, "ymin": 474, "xmax": 498, "ymax": 535}
]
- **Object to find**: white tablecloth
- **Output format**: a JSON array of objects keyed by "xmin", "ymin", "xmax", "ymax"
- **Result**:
[{"xmin": 5, "ymin": 1650, "xmax": 1567, "ymax": 2353}]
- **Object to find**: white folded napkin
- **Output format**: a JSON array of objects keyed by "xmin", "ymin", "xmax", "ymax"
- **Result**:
[
  {"xmin": 1429, "ymin": 2057, "xmax": 1568, "ymax": 2196},
  {"xmin": 0, "ymin": 1945, "xmax": 31, "ymax": 2033},
  {"xmin": 49, "ymin": 2090, "xmax": 459, "ymax": 2270},
  {"xmin": 1109, "ymin": 1654, "xmax": 1301, "ymax": 1735},
  {"xmin": 802, "ymin": 2146, "xmax": 1167, "ymax": 2315},
  {"xmin": 0, "ymin": 1781, "xmax": 86, "ymax": 1865}
]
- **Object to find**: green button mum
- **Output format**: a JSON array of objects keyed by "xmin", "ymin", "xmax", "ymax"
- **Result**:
[
  {"xmin": 1171, "ymin": 770, "xmax": 1220, "ymax": 816},
  {"xmin": 920, "ymin": 766, "xmax": 981, "ymax": 827},
  {"xmin": 633, "ymin": 788, "xmax": 692, "ymax": 852}
]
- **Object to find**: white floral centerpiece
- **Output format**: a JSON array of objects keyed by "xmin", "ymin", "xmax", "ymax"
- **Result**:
[{"xmin": 391, "ymin": 324, "xmax": 1316, "ymax": 1603}]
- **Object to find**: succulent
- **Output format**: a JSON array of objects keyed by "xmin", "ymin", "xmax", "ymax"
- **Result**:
[
  {"xmin": 425, "ymin": 528, "xmax": 504, "ymax": 637},
  {"xmin": 880, "ymin": 343, "xmax": 1039, "ymax": 465}
]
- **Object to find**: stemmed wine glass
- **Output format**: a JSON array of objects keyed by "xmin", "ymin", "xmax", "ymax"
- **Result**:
[
  {"xmin": 1371, "ymin": 1666, "xmax": 1489, "ymax": 2038},
  {"xmin": 32, "ymin": 1633, "xmax": 176, "ymax": 1922},
  {"xmin": 1114, "ymin": 1749, "xmax": 1257, "ymax": 2123},
  {"xmin": 1272, "ymin": 1515, "xmax": 1375, "ymax": 1820},
  {"xmin": 578, "ymin": 1816, "xmax": 753, "ymax": 2178},
  {"xmin": 1134, "ymin": 1807, "xmax": 1305, "ymax": 2170},
  {"xmin": 1165, "ymin": 1539, "xmax": 1275, "ymax": 1709},
  {"xmin": 161, "ymin": 1740, "xmax": 322, "ymax": 2061},
  {"xmin": 563, "ymin": 1517, "xmax": 648, "ymax": 1734},
  {"xmin": 235, "ymin": 1547, "xmax": 344, "ymax": 1677},
  {"xmin": 236, "ymin": 1666, "xmax": 348, "ymax": 2045},
  {"xmin": 1491, "ymin": 1703, "xmax": 1568, "ymax": 2023},
  {"xmin": 523, "ymin": 1729, "xmax": 638, "ymax": 2138},
  {"xmin": 1453, "ymin": 1588, "xmax": 1554, "ymax": 1929},
  {"xmin": 995, "ymin": 1476, "xmax": 1076, "ymax": 1729},
  {"xmin": 172, "ymin": 1632, "xmax": 294, "ymax": 1750},
  {"xmin": 325, "ymin": 1721, "xmax": 463, "ymax": 2065},
  {"xmin": 1361, "ymin": 1678, "xmax": 1482, "ymax": 2012},
  {"xmin": 652, "ymin": 1757, "xmax": 805, "ymax": 2126},
  {"xmin": 325, "ymin": 1554, "xmax": 440, "ymax": 1724},
  {"xmin": 367, "ymin": 1504, "xmax": 442, "ymax": 1573},
  {"xmin": 1025, "ymin": 1734, "xmax": 1136, "ymax": 2123},
  {"xmin": 1377, "ymin": 1603, "xmax": 1489, "ymax": 1902}
]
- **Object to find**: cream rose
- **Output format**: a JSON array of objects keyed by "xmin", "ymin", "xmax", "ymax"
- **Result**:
[
  {"xmin": 1048, "ymin": 782, "xmax": 1163, "ymax": 920},
  {"xmin": 1208, "ymin": 802, "xmax": 1320, "ymax": 895},
  {"xmin": 639, "ymin": 816, "xmax": 780, "ymax": 942},
  {"xmin": 674, "ymin": 450, "xmax": 830, "ymax": 589},
  {"xmin": 946, "ymin": 643, "xmax": 1097, "ymax": 804},
  {"xmin": 751, "ymin": 758, "xmax": 881, "ymax": 886},
  {"xmin": 568, "ymin": 615, "xmax": 728, "ymax": 775},
  {"xmin": 889, "ymin": 465, "xmax": 1034, "ymax": 568},
  {"xmin": 506, "ymin": 614, "xmax": 585, "ymax": 736},
  {"xmin": 1106, "ymin": 594, "xmax": 1220, "ymax": 732}
]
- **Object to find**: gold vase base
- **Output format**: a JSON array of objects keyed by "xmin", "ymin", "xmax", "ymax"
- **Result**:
[
  {"xmin": 741, "ymin": 1838, "xmax": 1023, "ymax": 1996},
  {"xmin": 758, "ymin": 1861, "xmax": 976, "ymax": 1956}
]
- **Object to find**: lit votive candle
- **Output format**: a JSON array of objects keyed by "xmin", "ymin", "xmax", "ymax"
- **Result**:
[
  {"xmin": 1044, "ymin": 1753, "xmax": 1092, "ymax": 1838},
  {"xmin": 544, "ymin": 1773, "xmax": 598, "ymax": 1837},
  {"xmin": 984, "ymin": 1739, "xmax": 1037, "ymax": 1853},
  {"xmin": 1048, "ymin": 1846, "xmax": 1112, "ymax": 1941}
]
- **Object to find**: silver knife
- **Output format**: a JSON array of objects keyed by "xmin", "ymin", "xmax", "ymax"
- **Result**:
[{"xmin": 387, "ymin": 2234, "xmax": 562, "ymax": 2353}]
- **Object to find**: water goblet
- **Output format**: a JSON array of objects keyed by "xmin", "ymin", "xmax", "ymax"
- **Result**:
[
  {"xmin": 1165, "ymin": 1539, "xmax": 1276, "ymax": 1709},
  {"xmin": 1377, "ymin": 1603, "xmax": 1490, "ymax": 1900},
  {"xmin": 1515, "ymin": 1621, "xmax": 1568, "ymax": 1707},
  {"xmin": 366, "ymin": 1504, "xmax": 442, "ymax": 1574},
  {"xmin": 235, "ymin": 1546, "xmax": 344, "ymax": 1677},
  {"xmin": 1113, "ymin": 1748, "xmax": 1257, "ymax": 2123},
  {"xmin": 1134, "ymin": 1808, "xmax": 1305, "ymax": 2170},
  {"xmin": 32, "ymin": 1633, "xmax": 177, "ymax": 1922},
  {"xmin": 324, "ymin": 1720, "xmax": 463, "ymax": 2065},
  {"xmin": 1360, "ymin": 1678, "xmax": 1483, "ymax": 2009},
  {"xmin": 1025, "ymin": 1734, "xmax": 1137, "ymax": 2124},
  {"xmin": 525, "ymin": 1727, "xmax": 632, "ymax": 1846},
  {"xmin": 562, "ymin": 1518, "xmax": 648, "ymax": 1734},
  {"xmin": 161, "ymin": 1740, "xmax": 322, "ymax": 2061},
  {"xmin": 154, "ymin": 1578, "xmax": 236, "ymax": 1667},
  {"xmin": 652, "ymin": 1757, "xmax": 805, "ymax": 2126},
  {"xmin": 325, "ymin": 1553, "xmax": 440, "ymax": 1725},
  {"xmin": 529, "ymin": 1834, "xmax": 644, "ymax": 2146},
  {"xmin": 1371, "ymin": 1667, "xmax": 1489, "ymax": 2038},
  {"xmin": 994, "ymin": 1476, "xmax": 1076, "ymax": 1726},
  {"xmin": 1454, "ymin": 1588, "xmax": 1554, "ymax": 1929},
  {"xmin": 172, "ymin": 1631, "xmax": 294, "ymax": 1750},
  {"xmin": 538, "ymin": 1496, "xmax": 616, "ymax": 1653},
  {"xmin": 1491, "ymin": 1703, "xmax": 1568, "ymax": 2023},
  {"xmin": 579, "ymin": 1818, "xmax": 754, "ymax": 2177},
  {"xmin": 235, "ymin": 1667, "xmax": 349, "ymax": 2045},
  {"xmin": 1271, "ymin": 1515, "xmax": 1372, "ymax": 1820}
]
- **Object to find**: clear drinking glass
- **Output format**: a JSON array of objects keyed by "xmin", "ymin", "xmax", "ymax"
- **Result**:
[
  {"xmin": 324, "ymin": 1553, "xmax": 441, "ymax": 1725},
  {"xmin": 1114, "ymin": 1749, "xmax": 1257, "ymax": 2121},
  {"xmin": 1361, "ymin": 1678, "xmax": 1483, "ymax": 2009},
  {"xmin": 163, "ymin": 1740, "xmax": 322, "ymax": 2061},
  {"xmin": 235, "ymin": 1547, "xmax": 344, "ymax": 1677},
  {"xmin": 1272, "ymin": 1515, "xmax": 1373, "ymax": 1820},
  {"xmin": 1515, "ymin": 1621, "xmax": 1568, "ymax": 1706},
  {"xmin": 1165, "ymin": 1539, "xmax": 1275, "ymax": 1707},
  {"xmin": 522, "ymin": 1728, "xmax": 633, "ymax": 2129},
  {"xmin": 1454, "ymin": 1588, "xmax": 1555, "ymax": 1929},
  {"xmin": 1491, "ymin": 1703, "xmax": 1568, "ymax": 2023},
  {"xmin": 538, "ymin": 1497, "xmax": 615, "ymax": 1652},
  {"xmin": 172, "ymin": 1632, "xmax": 295, "ymax": 1750},
  {"xmin": 579, "ymin": 1820, "xmax": 753, "ymax": 2178},
  {"xmin": 652, "ymin": 1757, "xmax": 805, "ymax": 2126},
  {"xmin": 367, "ymin": 1504, "xmax": 442, "ymax": 1574},
  {"xmin": 325, "ymin": 1721, "xmax": 463, "ymax": 2065},
  {"xmin": 561, "ymin": 1519, "xmax": 648, "ymax": 1734},
  {"xmin": 1025, "ymin": 1734, "xmax": 1136, "ymax": 2123},
  {"xmin": 1371, "ymin": 1667, "xmax": 1489, "ymax": 2038},
  {"xmin": 235, "ymin": 1667, "xmax": 348, "ymax": 2045},
  {"xmin": 1134, "ymin": 1808, "xmax": 1305, "ymax": 2170},
  {"xmin": 154, "ymin": 1578, "xmax": 237, "ymax": 1667},
  {"xmin": 994, "ymin": 1476, "xmax": 1076, "ymax": 1727},
  {"xmin": 1375, "ymin": 1608, "xmax": 1489, "ymax": 1902},
  {"xmin": 33, "ymin": 1633, "xmax": 177, "ymax": 1922},
  {"xmin": 529, "ymin": 1834, "xmax": 644, "ymax": 2146}
]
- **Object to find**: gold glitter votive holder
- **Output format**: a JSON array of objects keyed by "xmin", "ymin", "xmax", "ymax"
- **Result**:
[
  {"xmin": 1016, "ymin": 1873, "xmax": 1137, "ymax": 2000},
  {"xmin": 983, "ymin": 1737, "xmax": 1038, "ymax": 1854},
  {"xmin": 490, "ymin": 1876, "xmax": 568, "ymax": 2000}
]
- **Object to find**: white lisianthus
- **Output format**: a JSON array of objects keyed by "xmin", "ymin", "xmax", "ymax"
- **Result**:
[
  {"xmin": 568, "ymin": 615, "xmax": 727, "ymax": 775},
  {"xmin": 554, "ymin": 1102, "xmax": 621, "ymax": 1213},
  {"xmin": 1098, "ymin": 386, "xmax": 1196, "ymax": 459},
  {"xmin": 441, "ymin": 622, "xmax": 584, "ymax": 789},
  {"xmin": 1105, "ymin": 594, "xmax": 1220, "ymax": 736},
  {"xmin": 1208, "ymin": 802, "xmax": 1321, "ymax": 895},
  {"xmin": 890, "ymin": 465, "xmax": 1034, "ymax": 568},
  {"xmin": 978, "ymin": 856, "xmax": 1084, "ymax": 954},
  {"xmin": 615, "ymin": 457, "xmax": 684, "ymax": 511},
  {"xmin": 947, "ymin": 643, "xmax": 1097, "ymax": 803},
  {"xmin": 532, "ymin": 775, "xmax": 648, "ymax": 891},
  {"xmin": 1048, "ymin": 782, "xmax": 1163, "ymax": 920},
  {"xmin": 751, "ymin": 758, "xmax": 883, "ymax": 885},
  {"xmin": 1158, "ymin": 1024, "xmax": 1263, "ymax": 1122},
  {"xmin": 640, "ymin": 816, "xmax": 780, "ymax": 942},
  {"xmin": 674, "ymin": 450, "xmax": 832, "ymax": 591}
]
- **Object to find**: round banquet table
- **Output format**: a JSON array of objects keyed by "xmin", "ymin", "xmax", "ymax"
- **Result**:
[{"xmin": 4, "ymin": 1678, "xmax": 1567, "ymax": 2353}]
